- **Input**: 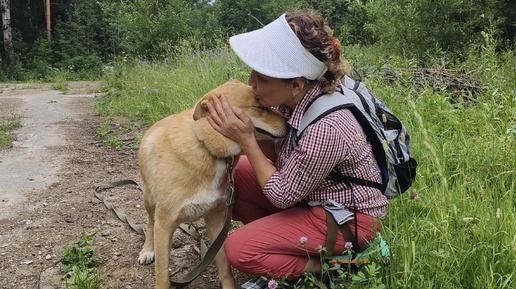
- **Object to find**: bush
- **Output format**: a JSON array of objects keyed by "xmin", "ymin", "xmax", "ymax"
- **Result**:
[{"xmin": 364, "ymin": 0, "xmax": 507, "ymax": 63}]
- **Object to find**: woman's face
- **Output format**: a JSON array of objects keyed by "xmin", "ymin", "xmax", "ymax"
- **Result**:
[{"xmin": 247, "ymin": 70, "xmax": 293, "ymax": 108}]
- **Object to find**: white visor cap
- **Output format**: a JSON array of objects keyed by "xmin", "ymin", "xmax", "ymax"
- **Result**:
[{"xmin": 229, "ymin": 14, "xmax": 327, "ymax": 80}]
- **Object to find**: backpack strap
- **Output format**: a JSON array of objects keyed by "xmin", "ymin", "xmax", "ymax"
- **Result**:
[
  {"xmin": 295, "ymin": 83, "xmax": 387, "ymax": 192},
  {"xmin": 329, "ymin": 99, "xmax": 388, "ymax": 193},
  {"xmin": 295, "ymin": 86, "xmax": 350, "ymax": 139},
  {"xmin": 325, "ymin": 211, "xmax": 363, "ymax": 258},
  {"xmin": 328, "ymin": 167, "xmax": 383, "ymax": 190}
]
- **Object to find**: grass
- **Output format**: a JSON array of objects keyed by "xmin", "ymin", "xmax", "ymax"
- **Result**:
[
  {"xmin": 96, "ymin": 46, "xmax": 250, "ymax": 126},
  {"xmin": 94, "ymin": 42, "xmax": 515, "ymax": 288},
  {"xmin": 0, "ymin": 111, "xmax": 22, "ymax": 147}
]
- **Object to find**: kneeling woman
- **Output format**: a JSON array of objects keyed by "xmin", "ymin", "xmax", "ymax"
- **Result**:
[{"xmin": 206, "ymin": 10, "xmax": 388, "ymax": 284}]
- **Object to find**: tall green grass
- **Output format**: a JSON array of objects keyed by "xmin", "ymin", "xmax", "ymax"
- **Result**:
[
  {"xmin": 97, "ymin": 47, "xmax": 251, "ymax": 126},
  {"xmin": 96, "ymin": 44, "xmax": 515, "ymax": 288},
  {"xmin": 360, "ymin": 44, "xmax": 516, "ymax": 288}
]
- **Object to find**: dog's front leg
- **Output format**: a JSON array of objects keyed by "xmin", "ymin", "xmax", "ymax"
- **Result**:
[
  {"xmin": 153, "ymin": 216, "xmax": 178, "ymax": 289},
  {"xmin": 205, "ymin": 202, "xmax": 236, "ymax": 289}
]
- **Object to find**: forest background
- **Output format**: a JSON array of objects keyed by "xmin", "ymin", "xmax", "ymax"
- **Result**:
[
  {"xmin": 1, "ymin": 1, "xmax": 515, "ymax": 289},
  {"xmin": 2, "ymin": 0, "xmax": 515, "ymax": 80}
]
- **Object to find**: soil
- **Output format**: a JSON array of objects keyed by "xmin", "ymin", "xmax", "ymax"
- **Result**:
[{"xmin": 0, "ymin": 82, "xmax": 247, "ymax": 289}]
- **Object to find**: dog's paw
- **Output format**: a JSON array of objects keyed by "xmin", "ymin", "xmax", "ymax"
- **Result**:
[{"xmin": 138, "ymin": 251, "xmax": 155, "ymax": 265}]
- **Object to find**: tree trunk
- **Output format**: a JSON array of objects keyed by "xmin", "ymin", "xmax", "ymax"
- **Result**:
[
  {"xmin": 1, "ymin": 0, "xmax": 12, "ymax": 66},
  {"xmin": 45, "ymin": 0, "xmax": 51, "ymax": 39}
]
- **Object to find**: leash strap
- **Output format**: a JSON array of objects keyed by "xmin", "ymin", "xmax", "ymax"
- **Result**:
[{"xmin": 94, "ymin": 180, "xmax": 147, "ymax": 236}]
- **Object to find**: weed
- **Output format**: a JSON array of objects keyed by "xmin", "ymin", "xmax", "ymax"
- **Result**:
[
  {"xmin": 52, "ymin": 79, "xmax": 69, "ymax": 93},
  {"xmin": 104, "ymin": 135, "xmax": 123, "ymax": 148},
  {"xmin": 95, "ymin": 119, "xmax": 111, "ymax": 139},
  {"xmin": 270, "ymin": 235, "xmax": 390, "ymax": 289},
  {"xmin": 57, "ymin": 232, "xmax": 103, "ymax": 289},
  {"xmin": 0, "ymin": 112, "xmax": 22, "ymax": 147}
]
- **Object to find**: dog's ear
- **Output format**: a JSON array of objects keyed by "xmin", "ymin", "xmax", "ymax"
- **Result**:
[
  {"xmin": 192, "ymin": 99, "xmax": 209, "ymax": 120},
  {"xmin": 193, "ymin": 94, "xmax": 221, "ymax": 120}
]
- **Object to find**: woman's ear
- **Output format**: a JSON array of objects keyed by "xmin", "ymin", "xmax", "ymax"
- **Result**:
[{"xmin": 291, "ymin": 77, "xmax": 308, "ymax": 96}]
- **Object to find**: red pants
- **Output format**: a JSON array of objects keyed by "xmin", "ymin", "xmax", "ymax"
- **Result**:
[{"xmin": 224, "ymin": 157, "xmax": 382, "ymax": 280}]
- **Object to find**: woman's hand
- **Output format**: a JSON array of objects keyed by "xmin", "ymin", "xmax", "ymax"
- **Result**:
[
  {"xmin": 207, "ymin": 94, "xmax": 277, "ymax": 187},
  {"xmin": 205, "ymin": 94, "xmax": 256, "ymax": 149}
]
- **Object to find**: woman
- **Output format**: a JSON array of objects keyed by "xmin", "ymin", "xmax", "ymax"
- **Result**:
[{"xmin": 206, "ymin": 10, "xmax": 388, "ymax": 286}]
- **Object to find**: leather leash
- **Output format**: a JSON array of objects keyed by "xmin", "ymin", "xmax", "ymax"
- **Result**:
[{"xmin": 94, "ymin": 156, "xmax": 236, "ymax": 288}]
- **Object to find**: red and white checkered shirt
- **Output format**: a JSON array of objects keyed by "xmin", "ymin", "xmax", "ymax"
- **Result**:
[{"xmin": 263, "ymin": 83, "xmax": 388, "ymax": 219}]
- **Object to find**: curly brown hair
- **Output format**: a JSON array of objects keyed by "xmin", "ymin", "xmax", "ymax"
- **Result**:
[{"xmin": 286, "ymin": 10, "xmax": 350, "ymax": 94}]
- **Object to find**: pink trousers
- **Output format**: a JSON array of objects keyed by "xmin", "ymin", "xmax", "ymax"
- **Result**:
[{"xmin": 224, "ymin": 157, "xmax": 382, "ymax": 280}]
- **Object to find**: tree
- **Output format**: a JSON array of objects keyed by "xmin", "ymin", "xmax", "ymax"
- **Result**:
[
  {"xmin": 365, "ymin": 0, "xmax": 510, "ymax": 62},
  {"xmin": 1, "ymin": 0, "xmax": 12, "ymax": 66},
  {"xmin": 98, "ymin": 0, "xmax": 222, "ymax": 58},
  {"xmin": 51, "ymin": 0, "xmax": 116, "ymax": 76},
  {"xmin": 213, "ymin": 0, "xmax": 300, "ymax": 35}
]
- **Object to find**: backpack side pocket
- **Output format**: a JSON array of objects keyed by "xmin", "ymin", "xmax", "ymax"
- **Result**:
[{"xmin": 393, "ymin": 157, "xmax": 418, "ymax": 193}]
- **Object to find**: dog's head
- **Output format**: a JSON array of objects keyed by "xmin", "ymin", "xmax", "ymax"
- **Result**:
[{"xmin": 192, "ymin": 80, "xmax": 288, "ymax": 140}]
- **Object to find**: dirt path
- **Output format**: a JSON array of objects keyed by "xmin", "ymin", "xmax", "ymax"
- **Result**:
[
  {"xmin": 0, "ymin": 83, "xmax": 244, "ymax": 289},
  {"xmin": 1, "ymin": 87, "xmax": 75, "ymax": 219}
]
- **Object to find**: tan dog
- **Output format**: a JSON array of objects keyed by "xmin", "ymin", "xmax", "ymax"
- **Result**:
[{"xmin": 137, "ymin": 80, "xmax": 289, "ymax": 289}]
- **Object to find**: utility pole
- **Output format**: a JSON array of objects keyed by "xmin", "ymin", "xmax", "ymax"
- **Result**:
[
  {"xmin": 45, "ymin": 0, "xmax": 51, "ymax": 39},
  {"xmin": 0, "ymin": 0, "xmax": 12, "ymax": 66}
]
